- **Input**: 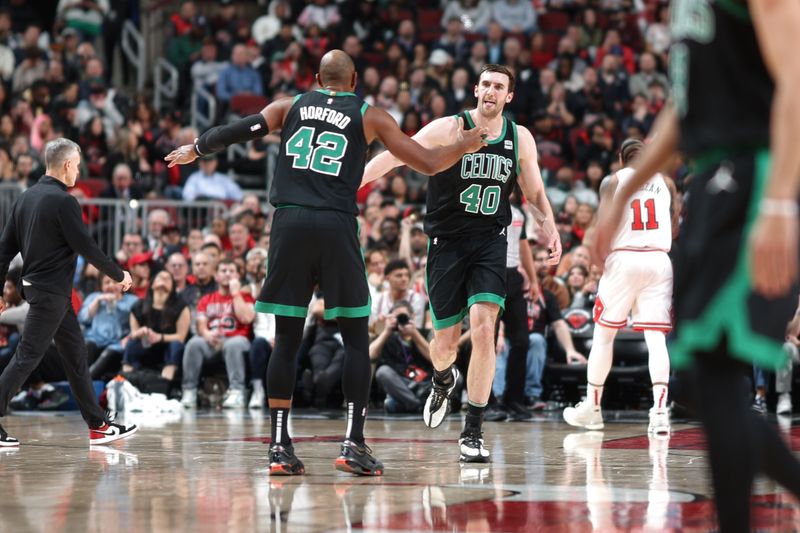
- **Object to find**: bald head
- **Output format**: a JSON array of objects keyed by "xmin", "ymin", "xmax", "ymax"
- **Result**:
[{"xmin": 317, "ymin": 49, "xmax": 356, "ymax": 90}]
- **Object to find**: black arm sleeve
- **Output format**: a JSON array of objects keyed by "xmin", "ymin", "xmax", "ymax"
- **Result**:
[
  {"xmin": 195, "ymin": 113, "xmax": 268, "ymax": 155},
  {"xmin": 0, "ymin": 202, "xmax": 19, "ymax": 284},
  {"xmin": 60, "ymin": 197, "xmax": 125, "ymax": 282}
]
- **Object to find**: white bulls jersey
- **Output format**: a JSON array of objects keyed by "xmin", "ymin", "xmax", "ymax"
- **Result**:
[{"xmin": 610, "ymin": 167, "xmax": 672, "ymax": 253}]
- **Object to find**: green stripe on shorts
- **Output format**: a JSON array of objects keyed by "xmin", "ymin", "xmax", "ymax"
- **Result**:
[
  {"xmin": 255, "ymin": 301, "xmax": 308, "ymax": 318},
  {"xmin": 670, "ymin": 149, "xmax": 787, "ymax": 370},
  {"xmin": 323, "ymin": 304, "xmax": 371, "ymax": 320},
  {"xmin": 467, "ymin": 292, "xmax": 506, "ymax": 311}
]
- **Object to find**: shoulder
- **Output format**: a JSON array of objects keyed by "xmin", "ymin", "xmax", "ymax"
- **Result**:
[{"xmin": 513, "ymin": 123, "xmax": 537, "ymax": 154}]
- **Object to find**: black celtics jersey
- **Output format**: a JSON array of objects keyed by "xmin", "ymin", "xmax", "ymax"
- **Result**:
[
  {"xmin": 424, "ymin": 111, "xmax": 519, "ymax": 237},
  {"xmin": 271, "ymin": 89, "xmax": 368, "ymax": 214},
  {"xmin": 669, "ymin": 0, "xmax": 772, "ymax": 158}
]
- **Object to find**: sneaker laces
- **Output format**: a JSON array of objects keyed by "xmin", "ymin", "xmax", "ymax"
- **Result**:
[{"xmin": 460, "ymin": 430, "xmax": 484, "ymax": 448}]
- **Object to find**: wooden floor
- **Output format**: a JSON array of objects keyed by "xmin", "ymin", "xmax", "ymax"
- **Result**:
[{"xmin": 1, "ymin": 409, "xmax": 799, "ymax": 532}]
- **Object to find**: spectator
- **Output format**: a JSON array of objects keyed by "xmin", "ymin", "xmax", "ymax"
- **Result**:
[
  {"xmin": 243, "ymin": 247, "xmax": 267, "ymax": 293},
  {"xmin": 252, "ymin": 0, "xmax": 291, "ymax": 46},
  {"xmin": 578, "ymin": 8, "xmax": 604, "ymax": 51},
  {"xmin": 371, "ymin": 300, "xmax": 432, "ymax": 413},
  {"xmin": 575, "ymin": 120, "xmax": 614, "ymax": 171},
  {"xmin": 182, "ymin": 156, "xmax": 244, "ymax": 202},
  {"xmin": 0, "ymin": 268, "xmax": 24, "ymax": 370},
  {"xmin": 398, "ymin": 217, "xmax": 427, "ymax": 273},
  {"xmin": 442, "ymin": 0, "xmax": 491, "ymax": 34},
  {"xmin": 628, "ymin": 52, "xmax": 669, "ymax": 98},
  {"xmin": 370, "ymin": 259, "xmax": 426, "ymax": 330},
  {"xmin": 594, "ymin": 28, "xmax": 635, "ymax": 74},
  {"xmin": 181, "ymin": 259, "xmax": 255, "ymax": 409},
  {"xmin": 565, "ymin": 264, "xmax": 595, "ymax": 310},
  {"xmin": 100, "ymin": 163, "xmax": 143, "ymax": 200},
  {"xmin": 247, "ymin": 277, "xmax": 273, "ymax": 409},
  {"xmin": 216, "ymin": 44, "xmax": 264, "ymax": 105},
  {"xmin": 645, "ymin": 4, "xmax": 671, "ymax": 59},
  {"xmin": 524, "ymin": 284, "xmax": 586, "ymax": 405},
  {"xmin": 122, "ymin": 270, "xmax": 190, "ymax": 381},
  {"xmin": 571, "ymin": 203, "xmax": 595, "ymax": 243},
  {"xmin": 365, "ymin": 248, "xmax": 387, "ymax": 301},
  {"xmin": 492, "ymin": 0, "xmax": 537, "ymax": 35},
  {"xmin": 190, "ymin": 251, "xmax": 218, "ymax": 296},
  {"xmin": 533, "ymin": 245, "xmax": 569, "ymax": 310},
  {"xmin": 201, "ymin": 241, "xmax": 222, "ymax": 269},
  {"xmin": 128, "ymin": 252, "xmax": 152, "ymax": 299},
  {"xmin": 79, "ymin": 271, "xmax": 138, "ymax": 380},
  {"xmin": 190, "ymin": 38, "xmax": 226, "ymax": 91},
  {"xmin": 297, "ymin": 0, "xmax": 340, "ymax": 32},
  {"xmin": 165, "ymin": 251, "xmax": 198, "ymax": 305},
  {"xmin": 57, "ymin": 0, "xmax": 109, "ymax": 42},
  {"xmin": 187, "ymin": 229, "xmax": 205, "ymax": 256},
  {"xmin": 300, "ymin": 295, "xmax": 345, "ymax": 408},
  {"xmin": 146, "ymin": 209, "xmax": 170, "ymax": 252},
  {"xmin": 436, "ymin": 17, "xmax": 470, "ymax": 63},
  {"xmin": 12, "ymin": 47, "xmax": 46, "ymax": 95},
  {"xmin": 227, "ymin": 222, "xmax": 252, "ymax": 260}
]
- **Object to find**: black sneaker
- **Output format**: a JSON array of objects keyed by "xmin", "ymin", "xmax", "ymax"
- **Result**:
[
  {"xmin": 334, "ymin": 439, "xmax": 384, "ymax": 476},
  {"xmin": 459, "ymin": 429, "xmax": 490, "ymax": 463},
  {"xmin": 483, "ymin": 405, "xmax": 508, "ymax": 422},
  {"xmin": 0, "ymin": 423, "xmax": 19, "ymax": 447},
  {"xmin": 269, "ymin": 443, "xmax": 305, "ymax": 476},
  {"xmin": 423, "ymin": 365, "xmax": 460, "ymax": 428},
  {"xmin": 504, "ymin": 401, "xmax": 533, "ymax": 421}
]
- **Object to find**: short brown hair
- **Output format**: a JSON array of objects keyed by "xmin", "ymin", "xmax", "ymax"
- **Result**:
[{"xmin": 478, "ymin": 64, "xmax": 515, "ymax": 92}]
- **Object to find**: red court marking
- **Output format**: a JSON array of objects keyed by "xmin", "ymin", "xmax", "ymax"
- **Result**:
[
  {"xmin": 602, "ymin": 426, "xmax": 800, "ymax": 452},
  {"xmin": 357, "ymin": 494, "xmax": 800, "ymax": 531},
  {"xmin": 240, "ymin": 435, "xmax": 454, "ymax": 444}
]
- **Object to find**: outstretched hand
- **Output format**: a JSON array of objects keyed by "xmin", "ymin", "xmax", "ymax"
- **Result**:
[
  {"xmin": 456, "ymin": 117, "xmax": 488, "ymax": 153},
  {"xmin": 165, "ymin": 144, "xmax": 199, "ymax": 168}
]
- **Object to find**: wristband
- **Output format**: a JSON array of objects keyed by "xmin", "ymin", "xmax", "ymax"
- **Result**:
[
  {"xmin": 193, "ymin": 138, "xmax": 204, "ymax": 157},
  {"xmin": 760, "ymin": 198, "xmax": 799, "ymax": 218}
]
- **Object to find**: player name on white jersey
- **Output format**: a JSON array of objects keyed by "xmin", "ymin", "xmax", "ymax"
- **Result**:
[{"xmin": 611, "ymin": 167, "xmax": 672, "ymax": 253}]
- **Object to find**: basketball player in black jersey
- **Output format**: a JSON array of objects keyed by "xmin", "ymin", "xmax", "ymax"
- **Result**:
[
  {"xmin": 593, "ymin": 2, "xmax": 800, "ymax": 530},
  {"xmin": 166, "ymin": 50, "xmax": 487, "ymax": 476},
  {"xmin": 362, "ymin": 65, "xmax": 561, "ymax": 463}
]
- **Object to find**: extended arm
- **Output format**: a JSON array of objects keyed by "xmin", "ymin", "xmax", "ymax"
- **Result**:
[
  {"xmin": 361, "ymin": 112, "xmax": 486, "ymax": 186},
  {"xmin": 515, "ymin": 125, "xmax": 561, "ymax": 265},
  {"xmin": 165, "ymin": 97, "xmax": 295, "ymax": 167}
]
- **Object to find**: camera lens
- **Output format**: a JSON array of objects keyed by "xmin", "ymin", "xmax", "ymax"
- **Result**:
[{"xmin": 396, "ymin": 313, "xmax": 410, "ymax": 326}]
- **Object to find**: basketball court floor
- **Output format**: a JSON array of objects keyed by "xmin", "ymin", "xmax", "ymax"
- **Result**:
[{"xmin": 1, "ymin": 410, "xmax": 799, "ymax": 532}]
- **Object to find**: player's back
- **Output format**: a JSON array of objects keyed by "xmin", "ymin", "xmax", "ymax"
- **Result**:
[
  {"xmin": 271, "ymin": 90, "xmax": 368, "ymax": 214},
  {"xmin": 610, "ymin": 167, "xmax": 672, "ymax": 253}
]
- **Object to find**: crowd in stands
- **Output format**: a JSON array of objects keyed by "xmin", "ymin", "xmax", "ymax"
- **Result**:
[{"xmin": 0, "ymin": 0, "xmax": 795, "ymax": 416}]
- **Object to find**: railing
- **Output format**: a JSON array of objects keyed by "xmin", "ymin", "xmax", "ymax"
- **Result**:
[
  {"xmin": 121, "ymin": 20, "xmax": 145, "ymax": 91},
  {"xmin": 191, "ymin": 84, "xmax": 217, "ymax": 132},
  {"xmin": 154, "ymin": 58, "xmax": 179, "ymax": 114},
  {"xmin": 77, "ymin": 198, "xmax": 229, "ymax": 257},
  {"xmin": 0, "ymin": 183, "xmax": 22, "ymax": 233}
]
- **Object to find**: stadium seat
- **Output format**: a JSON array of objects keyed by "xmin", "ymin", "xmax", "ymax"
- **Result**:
[{"xmin": 539, "ymin": 11, "xmax": 571, "ymax": 32}]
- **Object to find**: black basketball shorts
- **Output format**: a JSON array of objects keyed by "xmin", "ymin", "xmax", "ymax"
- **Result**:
[
  {"xmin": 671, "ymin": 148, "xmax": 798, "ymax": 370},
  {"xmin": 256, "ymin": 206, "xmax": 370, "ymax": 319},
  {"xmin": 425, "ymin": 228, "xmax": 507, "ymax": 330}
]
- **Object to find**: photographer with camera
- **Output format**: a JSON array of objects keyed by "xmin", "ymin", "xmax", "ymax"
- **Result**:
[
  {"xmin": 370, "ymin": 259, "xmax": 426, "ymax": 332},
  {"xmin": 370, "ymin": 301, "xmax": 433, "ymax": 413}
]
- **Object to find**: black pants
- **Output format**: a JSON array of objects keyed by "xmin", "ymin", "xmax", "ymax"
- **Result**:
[
  {"xmin": 0, "ymin": 286, "xmax": 106, "ymax": 427},
  {"xmin": 502, "ymin": 268, "xmax": 530, "ymax": 404}
]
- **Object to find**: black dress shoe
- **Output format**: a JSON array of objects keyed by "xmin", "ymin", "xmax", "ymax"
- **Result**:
[
  {"xmin": 483, "ymin": 405, "xmax": 508, "ymax": 422},
  {"xmin": 505, "ymin": 401, "xmax": 533, "ymax": 421}
]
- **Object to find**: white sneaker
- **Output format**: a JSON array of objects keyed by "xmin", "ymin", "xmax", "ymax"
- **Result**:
[
  {"xmin": 563, "ymin": 400, "xmax": 604, "ymax": 430},
  {"xmin": 648, "ymin": 407, "xmax": 671, "ymax": 436},
  {"xmin": 423, "ymin": 365, "xmax": 460, "ymax": 428},
  {"xmin": 777, "ymin": 393, "xmax": 793, "ymax": 415},
  {"xmin": 222, "ymin": 389, "xmax": 246, "ymax": 409},
  {"xmin": 249, "ymin": 384, "xmax": 265, "ymax": 409},
  {"xmin": 181, "ymin": 388, "xmax": 197, "ymax": 409}
]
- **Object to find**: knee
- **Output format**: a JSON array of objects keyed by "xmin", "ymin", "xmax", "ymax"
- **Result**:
[
  {"xmin": 375, "ymin": 365, "xmax": 394, "ymax": 383},
  {"xmin": 223, "ymin": 336, "xmax": 250, "ymax": 355},
  {"xmin": 184, "ymin": 336, "xmax": 206, "ymax": 356}
]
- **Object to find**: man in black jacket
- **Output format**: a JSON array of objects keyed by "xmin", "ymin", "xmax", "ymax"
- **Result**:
[{"xmin": 0, "ymin": 138, "xmax": 137, "ymax": 448}]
